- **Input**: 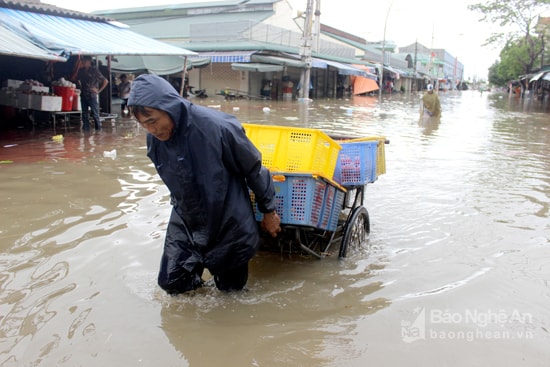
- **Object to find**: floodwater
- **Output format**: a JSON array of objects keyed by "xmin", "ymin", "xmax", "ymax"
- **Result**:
[{"xmin": 1, "ymin": 91, "xmax": 549, "ymax": 366}]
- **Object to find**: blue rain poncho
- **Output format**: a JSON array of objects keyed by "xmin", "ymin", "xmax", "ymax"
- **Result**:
[{"xmin": 128, "ymin": 74, "xmax": 276, "ymax": 293}]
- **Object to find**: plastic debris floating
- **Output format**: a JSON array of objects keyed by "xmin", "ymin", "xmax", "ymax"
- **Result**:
[{"xmin": 103, "ymin": 149, "xmax": 117, "ymax": 159}]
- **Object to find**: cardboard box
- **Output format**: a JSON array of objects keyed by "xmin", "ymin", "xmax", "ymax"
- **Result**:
[
  {"xmin": 19, "ymin": 84, "xmax": 50, "ymax": 94},
  {"xmin": 2, "ymin": 79, "xmax": 24, "ymax": 89},
  {"xmin": 31, "ymin": 94, "xmax": 62, "ymax": 111}
]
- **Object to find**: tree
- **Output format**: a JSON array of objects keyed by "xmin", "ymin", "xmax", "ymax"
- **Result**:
[
  {"xmin": 489, "ymin": 61, "xmax": 507, "ymax": 87},
  {"xmin": 488, "ymin": 37, "xmax": 533, "ymax": 85},
  {"xmin": 468, "ymin": 0, "xmax": 549, "ymax": 75}
]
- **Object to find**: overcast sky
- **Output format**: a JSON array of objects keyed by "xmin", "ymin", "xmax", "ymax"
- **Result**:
[{"xmin": 42, "ymin": 0, "xmax": 507, "ymax": 79}]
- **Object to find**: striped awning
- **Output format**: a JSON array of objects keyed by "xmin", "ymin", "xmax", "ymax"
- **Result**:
[{"xmin": 193, "ymin": 51, "xmax": 255, "ymax": 63}]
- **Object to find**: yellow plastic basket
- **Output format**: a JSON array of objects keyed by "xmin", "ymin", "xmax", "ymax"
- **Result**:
[
  {"xmin": 242, "ymin": 123, "xmax": 342, "ymax": 179},
  {"xmin": 345, "ymin": 136, "xmax": 386, "ymax": 176}
]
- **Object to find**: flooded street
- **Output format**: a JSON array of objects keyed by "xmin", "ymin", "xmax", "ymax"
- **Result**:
[{"xmin": 1, "ymin": 91, "xmax": 549, "ymax": 366}]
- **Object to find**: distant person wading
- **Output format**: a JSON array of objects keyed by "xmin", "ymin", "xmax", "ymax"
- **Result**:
[{"xmin": 422, "ymin": 84, "xmax": 441, "ymax": 118}]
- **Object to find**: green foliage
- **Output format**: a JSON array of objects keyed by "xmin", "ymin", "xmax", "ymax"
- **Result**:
[
  {"xmin": 488, "ymin": 37, "xmax": 535, "ymax": 85},
  {"xmin": 505, "ymin": 37, "xmax": 539, "ymax": 72},
  {"xmin": 469, "ymin": 0, "xmax": 549, "ymax": 78},
  {"xmin": 488, "ymin": 62, "xmax": 507, "ymax": 86},
  {"xmin": 468, "ymin": 0, "xmax": 549, "ymax": 42}
]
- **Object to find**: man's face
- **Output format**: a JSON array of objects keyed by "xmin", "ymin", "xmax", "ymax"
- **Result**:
[{"xmin": 135, "ymin": 107, "xmax": 175, "ymax": 141}]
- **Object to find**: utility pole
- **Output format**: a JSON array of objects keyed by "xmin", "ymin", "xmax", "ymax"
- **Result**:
[
  {"xmin": 428, "ymin": 23, "xmax": 435, "ymax": 88},
  {"xmin": 379, "ymin": 1, "xmax": 393, "ymax": 98},
  {"xmin": 313, "ymin": 0, "xmax": 321, "ymax": 53},
  {"xmin": 413, "ymin": 39, "xmax": 418, "ymax": 92},
  {"xmin": 299, "ymin": 0, "xmax": 314, "ymax": 100}
]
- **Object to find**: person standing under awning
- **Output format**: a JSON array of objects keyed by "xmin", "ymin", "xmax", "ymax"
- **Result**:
[{"xmin": 71, "ymin": 56, "xmax": 108, "ymax": 131}]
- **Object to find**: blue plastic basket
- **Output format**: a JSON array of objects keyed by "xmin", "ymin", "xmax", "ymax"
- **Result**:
[
  {"xmin": 251, "ymin": 173, "xmax": 346, "ymax": 231},
  {"xmin": 333, "ymin": 141, "xmax": 378, "ymax": 186},
  {"xmin": 326, "ymin": 187, "xmax": 346, "ymax": 232}
]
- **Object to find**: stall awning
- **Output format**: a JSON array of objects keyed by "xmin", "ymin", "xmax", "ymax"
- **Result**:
[
  {"xmin": 251, "ymin": 54, "xmax": 306, "ymax": 68},
  {"xmin": 111, "ymin": 55, "xmax": 210, "ymax": 75},
  {"xmin": 351, "ymin": 75, "xmax": 379, "ymax": 95},
  {"xmin": 383, "ymin": 65, "xmax": 403, "ymax": 79},
  {"xmin": 231, "ymin": 63, "xmax": 284, "ymax": 72},
  {"xmin": 351, "ymin": 64, "xmax": 378, "ymax": 80},
  {"xmin": 193, "ymin": 51, "xmax": 255, "ymax": 63},
  {"xmin": 0, "ymin": 8, "xmax": 196, "ymax": 57},
  {"xmin": 0, "ymin": 23, "xmax": 66, "ymax": 61},
  {"xmin": 312, "ymin": 58, "xmax": 369, "ymax": 77},
  {"xmin": 530, "ymin": 71, "xmax": 546, "ymax": 82}
]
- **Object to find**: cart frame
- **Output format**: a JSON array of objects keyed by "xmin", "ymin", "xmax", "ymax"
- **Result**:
[
  {"xmin": 260, "ymin": 183, "xmax": 371, "ymax": 259},
  {"xmin": 254, "ymin": 131, "xmax": 387, "ymax": 259}
]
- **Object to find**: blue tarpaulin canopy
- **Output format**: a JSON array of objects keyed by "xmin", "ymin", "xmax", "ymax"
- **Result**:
[
  {"xmin": 0, "ymin": 23, "xmax": 65, "ymax": 61},
  {"xmin": 0, "ymin": 8, "xmax": 196, "ymax": 58}
]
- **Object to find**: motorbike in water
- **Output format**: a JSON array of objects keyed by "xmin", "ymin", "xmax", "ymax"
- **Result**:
[{"xmin": 188, "ymin": 86, "xmax": 208, "ymax": 98}]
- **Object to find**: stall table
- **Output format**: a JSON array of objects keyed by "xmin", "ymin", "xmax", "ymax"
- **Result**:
[{"xmin": 52, "ymin": 110, "xmax": 82, "ymax": 130}]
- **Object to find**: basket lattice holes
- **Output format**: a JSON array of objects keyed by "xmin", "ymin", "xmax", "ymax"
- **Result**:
[
  {"xmin": 251, "ymin": 175, "xmax": 344, "ymax": 230},
  {"xmin": 289, "ymin": 176, "xmax": 326, "ymax": 226},
  {"xmin": 319, "ymin": 184, "xmax": 335, "ymax": 230},
  {"xmin": 287, "ymin": 131, "xmax": 313, "ymax": 171},
  {"xmin": 258, "ymin": 141, "xmax": 276, "ymax": 168},
  {"xmin": 336, "ymin": 141, "xmax": 378, "ymax": 185}
]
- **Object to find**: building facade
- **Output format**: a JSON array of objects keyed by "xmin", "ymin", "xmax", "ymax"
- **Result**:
[{"xmin": 97, "ymin": 0, "xmax": 464, "ymax": 97}]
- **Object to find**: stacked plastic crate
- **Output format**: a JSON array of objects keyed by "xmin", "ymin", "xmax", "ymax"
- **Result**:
[
  {"xmin": 332, "ymin": 136, "xmax": 386, "ymax": 186},
  {"xmin": 243, "ymin": 123, "xmax": 346, "ymax": 232}
]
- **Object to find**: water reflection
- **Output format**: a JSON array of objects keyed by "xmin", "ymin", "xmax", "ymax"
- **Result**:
[
  {"xmin": 159, "ymin": 252, "xmax": 389, "ymax": 366},
  {"xmin": 1, "ymin": 91, "xmax": 549, "ymax": 365},
  {"xmin": 418, "ymin": 114, "xmax": 441, "ymax": 136}
]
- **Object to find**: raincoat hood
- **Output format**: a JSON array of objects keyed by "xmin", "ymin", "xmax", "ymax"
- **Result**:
[{"xmin": 128, "ymin": 74, "xmax": 184, "ymax": 130}]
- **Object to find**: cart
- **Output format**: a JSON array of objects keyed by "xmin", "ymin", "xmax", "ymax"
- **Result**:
[
  {"xmin": 100, "ymin": 112, "xmax": 118, "ymax": 124},
  {"xmin": 253, "ymin": 178, "xmax": 372, "ymax": 259},
  {"xmin": 244, "ymin": 123, "xmax": 387, "ymax": 259}
]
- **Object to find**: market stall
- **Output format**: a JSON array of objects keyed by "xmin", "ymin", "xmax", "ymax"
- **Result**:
[{"xmin": 0, "ymin": 2, "xmax": 196, "ymax": 130}]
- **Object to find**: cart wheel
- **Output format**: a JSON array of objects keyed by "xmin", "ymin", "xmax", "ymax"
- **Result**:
[{"xmin": 339, "ymin": 206, "xmax": 370, "ymax": 258}]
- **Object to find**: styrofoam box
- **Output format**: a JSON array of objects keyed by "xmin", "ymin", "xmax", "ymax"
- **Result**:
[
  {"xmin": 31, "ymin": 95, "xmax": 62, "ymax": 111},
  {"xmin": 0, "ymin": 88, "xmax": 17, "ymax": 107},
  {"xmin": 2, "ymin": 79, "xmax": 24, "ymax": 89},
  {"xmin": 15, "ymin": 92, "xmax": 33, "ymax": 109},
  {"xmin": 0, "ymin": 89, "xmax": 13, "ymax": 105},
  {"xmin": 19, "ymin": 84, "xmax": 50, "ymax": 94}
]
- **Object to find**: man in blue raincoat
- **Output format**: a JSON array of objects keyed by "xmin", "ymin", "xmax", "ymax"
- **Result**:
[{"xmin": 128, "ymin": 74, "xmax": 281, "ymax": 294}]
